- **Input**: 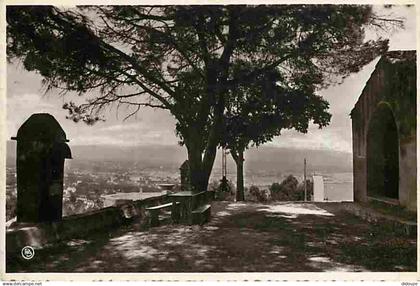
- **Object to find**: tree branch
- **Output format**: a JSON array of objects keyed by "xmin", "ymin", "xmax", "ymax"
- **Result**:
[{"xmin": 226, "ymin": 52, "xmax": 296, "ymax": 89}]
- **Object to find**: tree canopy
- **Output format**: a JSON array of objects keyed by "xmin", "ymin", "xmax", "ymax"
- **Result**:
[
  {"xmin": 222, "ymin": 68, "xmax": 331, "ymax": 200},
  {"xmin": 7, "ymin": 5, "xmax": 400, "ymax": 192},
  {"xmin": 222, "ymin": 68, "xmax": 331, "ymax": 154}
]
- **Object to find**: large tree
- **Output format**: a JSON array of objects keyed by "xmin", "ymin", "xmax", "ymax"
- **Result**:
[
  {"xmin": 7, "ymin": 5, "xmax": 399, "ymax": 193},
  {"xmin": 222, "ymin": 69, "xmax": 330, "ymax": 201}
]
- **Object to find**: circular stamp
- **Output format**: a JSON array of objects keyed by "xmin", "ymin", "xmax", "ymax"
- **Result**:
[{"xmin": 21, "ymin": 246, "xmax": 35, "ymax": 260}]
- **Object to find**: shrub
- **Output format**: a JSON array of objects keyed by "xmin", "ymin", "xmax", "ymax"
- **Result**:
[
  {"xmin": 209, "ymin": 178, "xmax": 235, "ymax": 201},
  {"xmin": 297, "ymin": 179, "xmax": 314, "ymax": 201},
  {"xmin": 247, "ymin": 185, "xmax": 271, "ymax": 202},
  {"xmin": 270, "ymin": 175, "xmax": 300, "ymax": 201}
]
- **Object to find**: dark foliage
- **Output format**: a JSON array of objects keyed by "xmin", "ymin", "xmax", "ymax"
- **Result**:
[
  {"xmin": 7, "ymin": 5, "xmax": 401, "ymax": 193},
  {"xmin": 208, "ymin": 179, "xmax": 235, "ymax": 201},
  {"xmin": 247, "ymin": 185, "xmax": 271, "ymax": 202},
  {"xmin": 270, "ymin": 175, "xmax": 300, "ymax": 201}
]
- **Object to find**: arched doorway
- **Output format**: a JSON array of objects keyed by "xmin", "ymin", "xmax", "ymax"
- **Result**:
[{"xmin": 366, "ymin": 102, "xmax": 399, "ymax": 200}]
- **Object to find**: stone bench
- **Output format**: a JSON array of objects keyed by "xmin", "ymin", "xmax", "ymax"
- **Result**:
[
  {"xmin": 192, "ymin": 204, "xmax": 211, "ymax": 225},
  {"xmin": 145, "ymin": 202, "xmax": 180, "ymax": 227}
]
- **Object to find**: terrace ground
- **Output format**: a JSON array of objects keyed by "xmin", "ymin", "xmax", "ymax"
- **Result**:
[{"xmin": 7, "ymin": 201, "xmax": 417, "ymax": 272}]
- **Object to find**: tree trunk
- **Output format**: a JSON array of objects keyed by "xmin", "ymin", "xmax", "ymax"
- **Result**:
[
  {"xmin": 187, "ymin": 141, "xmax": 206, "ymax": 194},
  {"xmin": 232, "ymin": 148, "xmax": 245, "ymax": 201},
  {"xmin": 185, "ymin": 132, "xmax": 218, "ymax": 194},
  {"xmin": 183, "ymin": 85, "xmax": 224, "ymax": 194}
]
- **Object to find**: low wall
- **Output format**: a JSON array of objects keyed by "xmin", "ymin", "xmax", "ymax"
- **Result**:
[
  {"xmin": 6, "ymin": 194, "xmax": 169, "ymax": 256},
  {"xmin": 340, "ymin": 202, "xmax": 417, "ymax": 238}
]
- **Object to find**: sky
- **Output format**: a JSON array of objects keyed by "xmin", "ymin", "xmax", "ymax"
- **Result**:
[{"xmin": 5, "ymin": 5, "xmax": 417, "ymax": 153}]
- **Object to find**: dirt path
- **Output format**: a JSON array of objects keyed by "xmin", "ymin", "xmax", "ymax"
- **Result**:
[{"xmin": 7, "ymin": 202, "xmax": 416, "ymax": 272}]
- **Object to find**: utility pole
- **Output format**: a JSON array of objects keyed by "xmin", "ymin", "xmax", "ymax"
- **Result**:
[
  {"xmin": 220, "ymin": 148, "xmax": 228, "ymax": 193},
  {"xmin": 304, "ymin": 158, "xmax": 307, "ymax": 202},
  {"xmin": 222, "ymin": 148, "xmax": 227, "ymax": 178}
]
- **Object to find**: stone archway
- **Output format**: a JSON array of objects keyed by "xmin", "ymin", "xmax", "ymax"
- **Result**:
[{"xmin": 366, "ymin": 102, "xmax": 399, "ymax": 200}]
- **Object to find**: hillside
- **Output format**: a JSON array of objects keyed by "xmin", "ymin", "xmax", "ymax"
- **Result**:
[{"xmin": 6, "ymin": 140, "xmax": 352, "ymax": 173}]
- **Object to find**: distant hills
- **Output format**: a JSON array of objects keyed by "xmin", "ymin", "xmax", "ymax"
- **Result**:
[
  {"xmin": 244, "ymin": 146, "xmax": 352, "ymax": 173},
  {"xmin": 6, "ymin": 140, "xmax": 352, "ymax": 173},
  {"xmin": 6, "ymin": 141, "xmax": 188, "ymax": 169}
]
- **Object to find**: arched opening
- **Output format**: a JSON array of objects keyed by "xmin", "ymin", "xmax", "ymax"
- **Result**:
[{"xmin": 367, "ymin": 102, "xmax": 399, "ymax": 200}]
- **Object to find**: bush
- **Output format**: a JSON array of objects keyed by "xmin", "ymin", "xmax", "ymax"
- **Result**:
[
  {"xmin": 246, "ymin": 185, "xmax": 271, "ymax": 202},
  {"xmin": 208, "ymin": 178, "xmax": 235, "ymax": 201},
  {"xmin": 270, "ymin": 175, "xmax": 300, "ymax": 201},
  {"xmin": 297, "ymin": 179, "xmax": 314, "ymax": 201}
]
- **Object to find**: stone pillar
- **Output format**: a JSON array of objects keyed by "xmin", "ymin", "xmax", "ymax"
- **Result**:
[
  {"xmin": 180, "ymin": 160, "xmax": 190, "ymax": 192},
  {"xmin": 12, "ymin": 113, "xmax": 72, "ymax": 223}
]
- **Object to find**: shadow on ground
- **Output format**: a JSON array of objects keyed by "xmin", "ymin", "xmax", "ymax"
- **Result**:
[{"xmin": 7, "ymin": 201, "xmax": 416, "ymax": 272}]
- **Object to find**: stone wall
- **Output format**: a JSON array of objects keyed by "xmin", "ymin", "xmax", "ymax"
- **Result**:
[
  {"xmin": 399, "ymin": 138, "xmax": 417, "ymax": 210},
  {"xmin": 351, "ymin": 50, "xmax": 416, "ymax": 212},
  {"xmin": 6, "ymin": 194, "xmax": 169, "ymax": 256}
]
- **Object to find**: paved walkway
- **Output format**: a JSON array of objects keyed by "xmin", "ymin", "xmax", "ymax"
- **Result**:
[{"xmin": 7, "ymin": 202, "xmax": 416, "ymax": 272}]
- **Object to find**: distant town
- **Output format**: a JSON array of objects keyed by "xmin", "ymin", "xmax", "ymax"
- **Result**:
[
  {"xmin": 6, "ymin": 154, "xmax": 353, "ymax": 221},
  {"xmin": 6, "ymin": 160, "xmax": 180, "ymax": 220},
  {"xmin": 5, "ymin": 124, "xmax": 354, "ymax": 222}
]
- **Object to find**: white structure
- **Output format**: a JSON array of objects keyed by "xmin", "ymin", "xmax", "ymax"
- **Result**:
[{"xmin": 313, "ymin": 175, "xmax": 325, "ymax": 202}]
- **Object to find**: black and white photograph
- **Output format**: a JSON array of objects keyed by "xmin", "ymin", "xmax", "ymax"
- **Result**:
[{"xmin": 2, "ymin": 1, "xmax": 418, "ymax": 280}]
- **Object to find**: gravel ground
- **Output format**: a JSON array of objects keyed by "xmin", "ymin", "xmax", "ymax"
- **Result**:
[{"xmin": 7, "ymin": 201, "xmax": 417, "ymax": 272}]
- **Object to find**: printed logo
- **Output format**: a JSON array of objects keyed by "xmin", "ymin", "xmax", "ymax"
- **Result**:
[{"xmin": 21, "ymin": 246, "xmax": 35, "ymax": 260}]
